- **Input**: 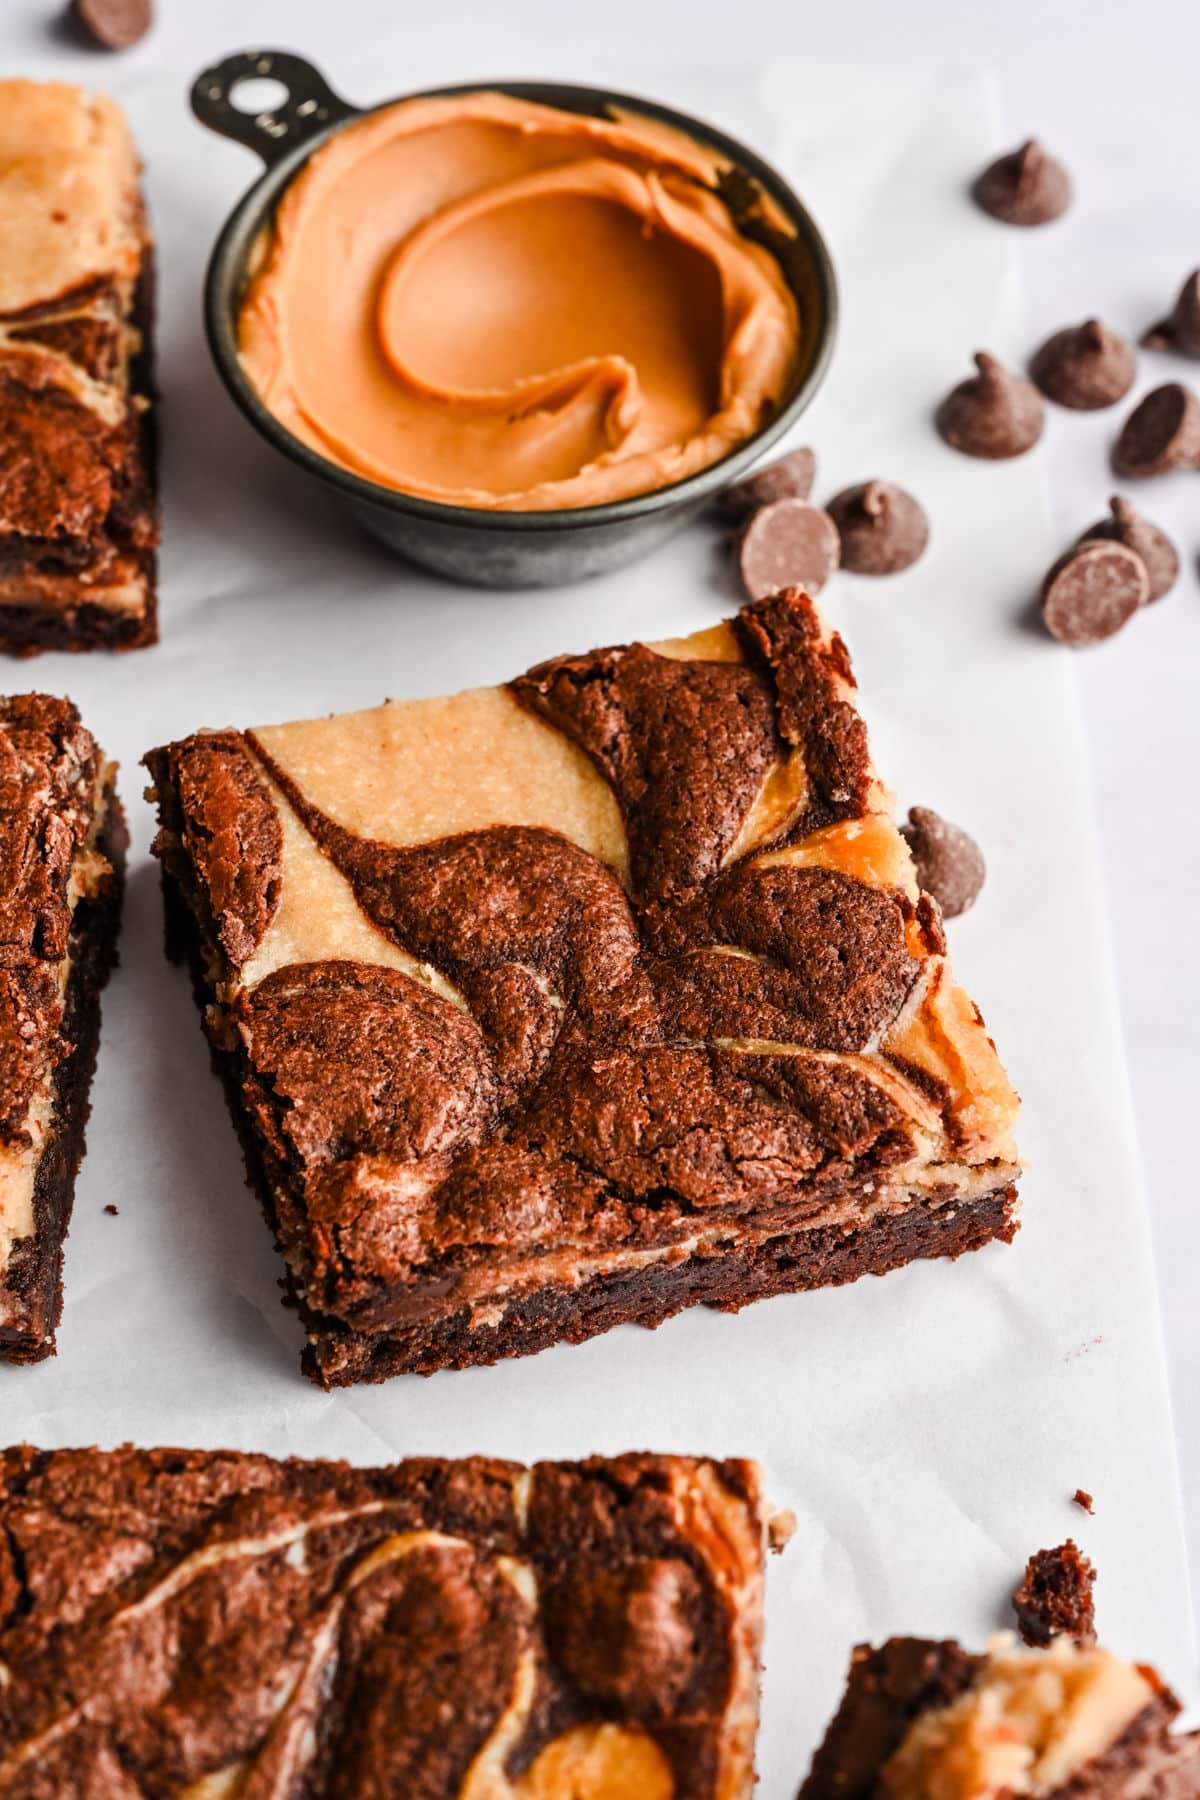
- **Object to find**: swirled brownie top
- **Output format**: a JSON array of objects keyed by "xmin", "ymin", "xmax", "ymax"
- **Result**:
[{"xmin": 147, "ymin": 591, "xmax": 1020, "ymax": 1382}]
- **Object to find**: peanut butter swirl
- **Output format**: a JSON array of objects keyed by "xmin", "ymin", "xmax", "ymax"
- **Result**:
[{"xmin": 238, "ymin": 91, "xmax": 800, "ymax": 510}]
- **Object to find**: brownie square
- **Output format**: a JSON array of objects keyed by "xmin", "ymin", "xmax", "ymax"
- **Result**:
[
  {"xmin": 0, "ymin": 694, "xmax": 125, "ymax": 1362},
  {"xmin": 145, "ymin": 589, "xmax": 1020, "ymax": 1387},
  {"xmin": 797, "ymin": 1635, "xmax": 1199, "ymax": 1800},
  {"xmin": 0, "ymin": 81, "xmax": 158, "ymax": 655},
  {"xmin": 0, "ymin": 1445, "xmax": 766, "ymax": 1797}
]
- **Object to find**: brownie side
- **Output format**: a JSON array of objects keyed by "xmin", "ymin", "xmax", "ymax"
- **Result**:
[
  {"xmin": 0, "ymin": 1446, "xmax": 765, "ymax": 1797},
  {"xmin": 0, "ymin": 212, "xmax": 159, "ymax": 656},
  {"xmin": 0, "ymin": 703, "xmax": 125, "ymax": 1362}
]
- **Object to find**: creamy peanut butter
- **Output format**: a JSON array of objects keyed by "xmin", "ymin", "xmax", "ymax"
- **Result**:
[{"xmin": 238, "ymin": 91, "xmax": 800, "ymax": 510}]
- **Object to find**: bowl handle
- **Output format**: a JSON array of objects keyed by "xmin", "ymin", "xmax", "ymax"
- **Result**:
[{"xmin": 190, "ymin": 50, "xmax": 359, "ymax": 165}]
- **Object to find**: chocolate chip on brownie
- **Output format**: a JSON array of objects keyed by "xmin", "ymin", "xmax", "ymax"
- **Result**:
[
  {"xmin": 67, "ymin": 0, "xmax": 152, "ymax": 48},
  {"xmin": 1078, "ymin": 496, "xmax": 1179, "ymax": 601},
  {"xmin": 1040, "ymin": 541, "xmax": 1149, "ymax": 645},
  {"xmin": 900, "ymin": 808, "xmax": 986, "ymax": 919},
  {"xmin": 1113, "ymin": 382, "xmax": 1200, "ymax": 477},
  {"xmin": 972, "ymin": 139, "xmax": 1072, "ymax": 226},
  {"xmin": 1142, "ymin": 269, "xmax": 1200, "ymax": 357},
  {"xmin": 713, "ymin": 446, "xmax": 816, "ymax": 521},
  {"xmin": 826, "ymin": 480, "xmax": 929, "ymax": 574},
  {"xmin": 1030, "ymin": 319, "xmax": 1136, "ymax": 411},
  {"xmin": 937, "ymin": 352, "xmax": 1044, "ymax": 459},
  {"xmin": 737, "ymin": 496, "xmax": 840, "ymax": 599}
]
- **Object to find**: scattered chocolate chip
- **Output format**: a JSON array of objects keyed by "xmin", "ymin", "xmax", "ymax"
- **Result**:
[
  {"xmin": 1078, "ymin": 495, "xmax": 1179, "ymax": 601},
  {"xmin": 972, "ymin": 139, "xmax": 1072, "ymax": 226},
  {"xmin": 1040, "ymin": 541, "xmax": 1149, "ymax": 645},
  {"xmin": 1013, "ymin": 1542, "xmax": 1096, "ymax": 1648},
  {"xmin": 67, "ymin": 0, "xmax": 152, "ymax": 48},
  {"xmin": 713, "ymin": 447, "xmax": 816, "ymax": 522},
  {"xmin": 1030, "ymin": 319, "xmax": 1136, "ymax": 411},
  {"xmin": 1112, "ymin": 382, "xmax": 1200, "ymax": 477},
  {"xmin": 936, "ymin": 352, "xmax": 1044, "ymax": 459},
  {"xmin": 737, "ymin": 497, "xmax": 840, "ymax": 600},
  {"xmin": 826, "ymin": 480, "xmax": 929, "ymax": 574},
  {"xmin": 1072, "ymin": 1488, "xmax": 1095, "ymax": 1515},
  {"xmin": 1143, "ymin": 269, "xmax": 1200, "ymax": 357},
  {"xmin": 899, "ymin": 807, "xmax": 985, "ymax": 919}
]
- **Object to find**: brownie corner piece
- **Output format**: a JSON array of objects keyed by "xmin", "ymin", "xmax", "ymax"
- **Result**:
[
  {"xmin": 146, "ymin": 589, "xmax": 1020, "ymax": 1387},
  {"xmin": 0, "ymin": 1444, "xmax": 768, "ymax": 1796},
  {"xmin": 0, "ymin": 693, "xmax": 125, "ymax": 1363},
  {"xmin": 0, "ymin": 79, "xmax": 158, "ymax": 657}
]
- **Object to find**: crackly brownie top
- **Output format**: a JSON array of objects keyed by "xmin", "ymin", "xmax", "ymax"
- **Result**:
[
  {"xmin": 0, "ymin": 695, "xmax": 111, "ymax": 1291},
  {"xmin": 800, "ymin": 1633, "xmax": 1194, "ymax": 1800},
  {"xmin": 0, "ymin": 82, "xmax": 151, "ymax": 549},
  {"xmin": 0, "ymin": 1445, "xmax": 765, "ymax": 1799},
  {"xmin": 146, "ymin": 593, "xmax": 1020, "ymax": 1326}
]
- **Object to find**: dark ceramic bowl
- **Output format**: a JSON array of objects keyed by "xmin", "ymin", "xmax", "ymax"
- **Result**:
[{"xmin": 192, "ymin": 50, "xmax": 839, "ymax": 588}]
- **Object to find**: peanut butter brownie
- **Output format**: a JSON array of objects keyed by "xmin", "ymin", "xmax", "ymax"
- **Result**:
[
  {"xmin": 0, "ymin": 695, "xmax": 125, "ymax": 1362},
  {"xmin": 0, "ymin": 1444, "xmax": 767, "ymax": 1797},
  {"xmin": 797, "ymin": 1634, "xmax": 1200, "ymax": 1799},
  {"xmin": 0, "ymin": 81, "xmax": 157, "ymax": 655},
  {"xmin": 145, "ymin": 589, "xmax": 1020, "ymax": 1387}
]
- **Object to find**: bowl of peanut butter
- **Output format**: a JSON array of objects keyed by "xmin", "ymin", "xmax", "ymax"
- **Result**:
[{"xmin": 193, "ymin": 51, "xmax": 837, "ymax": 587}]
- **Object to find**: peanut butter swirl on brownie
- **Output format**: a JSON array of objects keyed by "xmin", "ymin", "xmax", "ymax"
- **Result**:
[
  {"xmin": 0, "ymin": 695, "xmax": 125, "ymax": 1361},
  {"xmin": 145, "ymin": 590, "xmax": 1021, "ymax": 1387},
  {"xmin": 0, "ymin": 1445, "xmax": 768, "ymax": 1799},
  {"xmin": 0, "ymin": 81, "xmax": 158, "ymax": 655}
]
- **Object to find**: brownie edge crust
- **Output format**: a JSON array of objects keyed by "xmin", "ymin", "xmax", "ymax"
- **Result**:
[
  {"xmin": 146, "ymin": 590, "xmax": 1021, "ymax": 1387},
  {"xmin": 0, "ymin": 694, "xmax": 125, "ymax": 1362},
  {"xmin": 0, "ymin": 1445, "xmax": 768, "ymax": 1799}
]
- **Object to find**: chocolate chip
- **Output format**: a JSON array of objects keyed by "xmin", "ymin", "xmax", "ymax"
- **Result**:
[
  {"xmin": 972, "ymin": 139, "xmax": 1072, "ymax": 226},
  {"xmin": 937, "ymin": 352, "xmax": 1044, "ymax": 460},
  {"xmin": 737, "ymin": 497, "xmax": 840, "ymax": 599},
  {"xmin": 1030, "ymin": 319, "xmax": 1136, "ymax": 411},
  {"xmin": 1078, "ymin": 495, "xmax": 1179, "ymax": 601},
  {"xmin": 826, "ymin": 480, "xmax": 929, "ymax": 574},
  {"xmin": 1112, "ymin": 382, "xmax": 1200, "ymax": 477},
  {"xmin": 67, "ymin": 0, "xmax": 152, "ymax": 48},
  {"xmin": 899, "ymin": 808, "xmax": 985, "ymax": 919},
  {"xmin": 1143, "ymin": 269, "xmax": 1200, "ymax": 357},
  {"xmin": 713, "ymin": 447, "xmax": 816, "ymax": 521},
  {"xmin": 1040, "ymin": 541, "xmax": 1149, "ymax": 645}
]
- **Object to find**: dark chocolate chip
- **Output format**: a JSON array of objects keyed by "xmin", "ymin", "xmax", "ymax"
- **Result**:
[
  {"xmin": 972, "ymin": 139, "xmax": 1072, "ymax": 226},
  {"xmin": 67, "ymin": 0, "xmax": 152, "ymax": 48},
  {"xmin": 1029, "ymin": 319, "xmax": 1136, "ymax": 411},
  {"xmin": 936, "ymin": 352, "xmax": 1044, "ymax": 459},
  {"xmin": 826, "ymin": 480, "xmax": 929, "ymax": 575},
  {"xmin": 899, "ymin": 807, "xmax": 985, "ymax": 919},
  {"xmin": 737, "ymin": 497, "xmax": 840, "ymax": 600},
  {"xmin": 1040, "ymin": 541, "xmax": 1149, "ymax": 645},
  {"xmin": 1078, "ymin": 496, "xmax": 1179, "ymax": 601},
  {"xmin": 1143, "ymin": 269, "xmax": 1200, "ymax": 357},
  {"xmin": 1112, "ymin": 382, "xmax": 1200, "ymax": 477},
  {"xmin": 713, "ymin": 447, "xmax": 816, "ymax": 521}
]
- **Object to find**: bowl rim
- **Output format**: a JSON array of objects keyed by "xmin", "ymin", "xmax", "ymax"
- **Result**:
[{"xmin": 202, "ymin": 74, "xmax": 839, "ymax": 534}]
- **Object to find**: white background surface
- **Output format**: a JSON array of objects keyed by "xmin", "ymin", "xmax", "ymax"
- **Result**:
[{"xmin": 1, "ymin": 1, "xmax": 1197, "ymax": 1789}]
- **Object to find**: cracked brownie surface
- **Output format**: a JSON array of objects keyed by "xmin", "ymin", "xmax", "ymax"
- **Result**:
[
  {"xmin": 0, "ymin": 81, "xmax": 158, "ymax": 655},
  {"xmin": 145, "ymin": 590, "xmax": 1020, "ymax": 1386},
  {"xmin": 0, "ymin": 693, "xmax": 125, "ymax": 1361},
  {"xmin": 0, "ymin": 1444, "xmax": 766, "ymax": 1799}
]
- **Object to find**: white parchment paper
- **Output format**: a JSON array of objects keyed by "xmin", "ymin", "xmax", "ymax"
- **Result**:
[{"xmin": 0, "ymin": 43, "xmax": 1193, "ymax": 1796}]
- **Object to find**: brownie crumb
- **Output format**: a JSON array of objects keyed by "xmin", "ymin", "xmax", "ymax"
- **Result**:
[
  {"xmin": 103, "ymin": 1203, "xmax": 118, "ymax": 1215},
  {"xmin": 768, "ymin": 1508, "xmax": 797, "ymax": 1554},
  {"xmin": 1013, "ymin": 1541, "xmax": 1096, "ymax": 1647},
  {"xmin": 1072, "ymin": 1488, "xmax": 1095, "ymax": 1515}
]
